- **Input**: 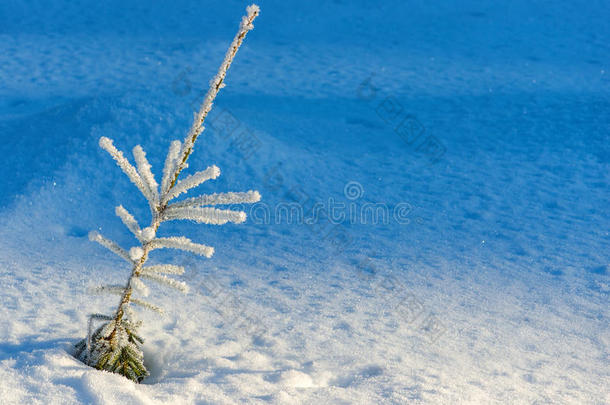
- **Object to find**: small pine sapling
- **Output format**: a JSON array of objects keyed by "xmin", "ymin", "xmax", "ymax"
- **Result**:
[{"xmin": 74, "ymin": 5, "xmax": 261, "ymax": 382}]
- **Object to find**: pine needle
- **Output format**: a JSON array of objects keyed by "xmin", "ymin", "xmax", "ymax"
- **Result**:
[
  {"xmin": 88, "ymin": 231, "xmax": 133, "ymax": 263},
  {"xmin": 133, "ymin": 145, "xmax": 159, "ymax": 205},
  {"xmin": 131, "ymin": 298, "xmax": 164, "ymax": 314},
  {"xmin": 149, "ymin": 236, "xmax": 214, "ymax": 258},
  {"xmin": 141, "ymin": 264, "xmax": 185, "ymax": 275},
  {"xmin": 115, "ymin": 205, "xmax": 142, "ymax": 241},
  {"xmin": 168, "ymin": 190, "xmax": 261, "ymax": 209},
  {"xmin": 162, "ymin": 206, "xmax": 246, "ymax": 225},
  {"xmin": 162, "ymin": 165, "xmax": 220, "ymax": 204}
]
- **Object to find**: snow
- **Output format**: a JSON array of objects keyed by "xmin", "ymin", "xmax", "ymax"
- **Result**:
[
  {"xmin": 141, "ymin": 228, "xmax": 156, "ymax": 243},
  {"xmin": 129, "ymin": 247, "xmax": 144, "ymax": 262},
  {"xmin": 0, "ymin": 0, "xmax": 608, "ymax": 404}
]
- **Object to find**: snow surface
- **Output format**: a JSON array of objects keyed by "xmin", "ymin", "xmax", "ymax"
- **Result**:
[{"xmin": 0, "ymin": 0, "xmax": 608, "ymax": 404}]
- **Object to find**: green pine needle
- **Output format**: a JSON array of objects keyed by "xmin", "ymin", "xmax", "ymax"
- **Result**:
[{"xmin": 75, "ymin": 319, "xmax": 149, "ymax": 383}]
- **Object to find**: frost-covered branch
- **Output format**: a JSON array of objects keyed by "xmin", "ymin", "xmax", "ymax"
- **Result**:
[
  {"xmin": 133, "ymin": 145, "xmax": 159, "ymax": 205},
  {"xmin": 86, "ymin": 314, "xmax": 114, "ymax": 362},
  {"xmin": 169, "ymin": 4, "xmax": 260, "ymax": 189},
  {"xmin": 88, "ymin": 231, "xmax": 133, "ymax": 263},
  {"xmin": 131, "ymin": 298, "xmax": 164, "ymax": 314},
  {"xmin": 99, "ymin": 137, "xmax": 150, "ymax": 203},
  {"xmin": 161, "ymin": 140, "xmax": 181, "ymax": 199},
  {"xmin": 162, "ymin": 165, "xmax": 220, "ymax": 204},
  {"xmin": 163, "ymin": 206, "xmax": 246, "ymax": 225},
  {"xmin": 149, "ymin": 236, "xmax": 214, "ymax": 258},
  {"xmin": 115, "ymin": 205, "xmax": 142, "ymax": 241},
  {"xmin": 168, "ymin": 190, "xmax": 261, "ymax": 209},
  {"xmin": 140, "ymin": 273, "xmax": 189, "ymax": 293},
  {"xmin": 141, "ymin": 264, "xmax": 185, "ymax": 275}
]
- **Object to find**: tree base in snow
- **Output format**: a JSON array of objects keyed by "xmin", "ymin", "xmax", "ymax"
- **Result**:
[{"xmin": 74, "ymin": 320, "xmax": 149, "ymax": 383}]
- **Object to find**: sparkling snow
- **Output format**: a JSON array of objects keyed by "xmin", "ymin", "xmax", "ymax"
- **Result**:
[{"xmin": 0, "ymin": 1, "xmax": 608, "ymax": 404}]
